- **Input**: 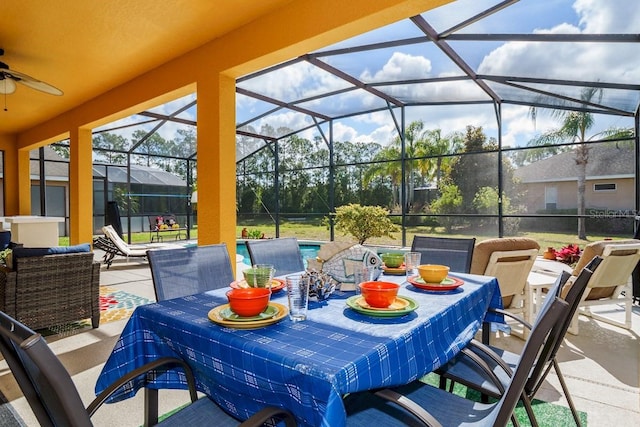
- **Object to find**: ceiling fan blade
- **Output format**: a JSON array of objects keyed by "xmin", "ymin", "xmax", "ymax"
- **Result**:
[
  {"xmin": 4, "ymin": 69, "xmax": 63, "ymax": 96},
  {"xmin": 0, "ymin": 74, "xmax": 17, "ymax": 94}
]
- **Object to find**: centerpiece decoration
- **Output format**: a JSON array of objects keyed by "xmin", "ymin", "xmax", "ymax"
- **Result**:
[{"xmin": 302, "ymin": 269, "xmax": 337, "ymax": 302}]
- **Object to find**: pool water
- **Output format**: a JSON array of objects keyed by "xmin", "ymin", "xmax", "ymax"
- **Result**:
[{"xmin": 237, "ymin": 241, "xmax": 320, "ymax": 265}]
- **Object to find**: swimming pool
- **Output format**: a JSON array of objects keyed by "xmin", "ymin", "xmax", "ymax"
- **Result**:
[{"xmin": 236, "ymin": 240, "xmax": 320, "ymax": 265}]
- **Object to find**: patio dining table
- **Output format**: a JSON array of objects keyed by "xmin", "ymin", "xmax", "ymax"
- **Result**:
[{"xmin": 95, "ymin": 272, "xmax": 502, "ymax": 426}]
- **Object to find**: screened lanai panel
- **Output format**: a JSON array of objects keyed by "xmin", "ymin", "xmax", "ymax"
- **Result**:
[
  {"xmin": 103, "ymin": 166, "xmax": 142, "ymax": 184},
  {"xmin": 449, "ymin": 0, "xmax": 640, "ymax": 35},
  {"xmin": 447, "ymin": 151, "xmax": 499, "ymax": 215},
  {"xmin": 508, "ymin": 82, "xmax": 640, "ymax": 115},
  {"xmin": 428, "ymin": 0, "xmax": 584, "ymax": 35},
  {"xmin": 466, "ymin": 41, "xmax": 640, "ymax": 86},
  {"xmin": 238, "ymin": 109, "xmax": 315, "ymax": 139},
  {"xmin": 378, "ymin": 79, "xmax": 491, "ymax": 104},
  {"xmin": 236, "ymin": 134, "xmax": 273, "ymax": 162},
  {"xmin": 236, "ymin": 93, "xmax": 279, "ymax": 125},
  {"xmin": 421, "ymin": 0, "xmax": 509, "ymax": 33},
  {"xmin": 404, "ymin": 104, "xmax": 498, "ymax": 136},
  {"xmin": 236, "ymin": 60, "xmax": 353, "ymax": 104},
  {"xmin": 483, "ymin": 80, "xmax": 631, "ymax": 115},
  {"xmin": 134, "ymin": 168, "xmax": 186, "ymax": 187},
  {"xmin": 296, "ymin": 88, "xmax": 390, "ymax": 118},
  {"xmin": 318, "ymin": 42, "xmax": 467, "ymax": 84},
  {"xmin": 145, "ymin": 94, "xmax": 196, "ymax": 121},
  {"xmin": 313, "ymin": 18, "xmax": 424, "ymax": 54}
]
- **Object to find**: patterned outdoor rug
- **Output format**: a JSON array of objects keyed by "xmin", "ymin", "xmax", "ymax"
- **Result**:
[
  {"xmin": 42, "ymin": 286, "xmax": 151, "ymax": 336},
  {"xmin": 96, "ymin": 286, "xmax": 152, "ymax": 324}
]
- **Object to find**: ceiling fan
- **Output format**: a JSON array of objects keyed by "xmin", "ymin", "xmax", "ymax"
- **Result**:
[{"xmin": 0, "ymin": 49, "xmax": 63, "ymax": 96}]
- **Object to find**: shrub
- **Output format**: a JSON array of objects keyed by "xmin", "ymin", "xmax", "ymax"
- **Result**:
[{"xmin": 327, "ymin": 204, "xmax": 399, "ymax": 245}]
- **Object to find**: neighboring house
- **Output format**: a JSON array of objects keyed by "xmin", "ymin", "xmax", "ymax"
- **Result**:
[
  {"xmin": 514, "ymin": 143, "xmax": 635, "ymax": 215},
  {"xmin": 0, "ymin": 147, "xmax": 188, "ymax": 235}
]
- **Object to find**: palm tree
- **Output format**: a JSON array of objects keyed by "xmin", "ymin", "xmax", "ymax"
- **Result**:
[
  {"xmin": 364, "ymin": 121, "xmax": 424, "ymax": 210},
  {"xmin": 529, "ymin": 87, "xmax": 633, "ymax": 239},
  {"xmin": 395, "ymin": 121, "xmax": 424, "ymax": 209},
  {"xmin": 363, "ymin": 145, "xmax": 402, "ymax": 206},
  {"xmin": 417, "ymin": 129, "xmax": 464, "ymax": 188}
]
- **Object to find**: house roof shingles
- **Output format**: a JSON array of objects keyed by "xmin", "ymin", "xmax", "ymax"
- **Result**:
[{"xmin": 514, "ymin": 143, "xmax": 634, "ymax": 184}]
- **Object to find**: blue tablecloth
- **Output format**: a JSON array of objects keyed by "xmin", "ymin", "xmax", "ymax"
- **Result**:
[{"xmin": 96, "ymin": 273, "xmax": 501, "ymax": 426}]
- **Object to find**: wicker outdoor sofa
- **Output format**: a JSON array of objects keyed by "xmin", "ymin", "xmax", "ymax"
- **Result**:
[{"xmin": 0, "ymin": 246, "xmax": 100, "ymax": 330}]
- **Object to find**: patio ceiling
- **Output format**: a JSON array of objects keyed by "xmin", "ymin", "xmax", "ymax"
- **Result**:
[{"xmin": 0, "ymin": 0, "xmax": 295, "ymax": 135}]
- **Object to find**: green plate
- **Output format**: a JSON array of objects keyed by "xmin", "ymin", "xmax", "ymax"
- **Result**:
[
  {"xmin": 346, "ymin": 295, "xmax": 419, "ymax": 317},
  {"xmin": 220, "ymin": 304, "xmax": 279, "ymax": 322}
]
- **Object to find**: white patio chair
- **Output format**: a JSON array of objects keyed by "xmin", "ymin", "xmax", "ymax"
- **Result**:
[{"xmin": 567, "ymin": 241, "xmax": 640, "ymax": 335}]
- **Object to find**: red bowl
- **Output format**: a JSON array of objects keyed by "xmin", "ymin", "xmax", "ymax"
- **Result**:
[
  {"xmin": 226, "ymin": 287, "xmax": 271, "ymax": 317},
  {"xmin": 359, "ymin": 281, "xmax": 400, "ymax": 308}
]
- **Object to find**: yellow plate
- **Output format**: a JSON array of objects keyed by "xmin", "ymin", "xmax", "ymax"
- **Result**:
[
  {"xmin": 230, "ymin": 278, "xmax": 285, "ymax": 292},
  {"xmin": 208, "ymin": 302, "xmax": 288, "ymax": 329},
  {"xmin": 355, "ymin": 296, "xmax": 410, "ymax": 311}
]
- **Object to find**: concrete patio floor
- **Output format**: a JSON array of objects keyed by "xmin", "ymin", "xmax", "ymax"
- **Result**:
[{"xmin": 1, "ymin": 251, "xmax": 638, "ymax": 426}]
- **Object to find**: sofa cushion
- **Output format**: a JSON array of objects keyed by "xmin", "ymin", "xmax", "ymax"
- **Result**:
[
  {"xmin": 10, "ymin": 244, "xmax": 91, "ymax": 268},
  {"xmin": 470, "ymin": 237, "xmax": 540, "ymax": 308}
]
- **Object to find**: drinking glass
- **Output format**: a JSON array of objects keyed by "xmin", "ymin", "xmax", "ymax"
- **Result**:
[
  {"xmin": 285, "ymin": 274, "xmax": 310, "ymax": 321},
  {"xmin": 353, "ymin": 265, "xmax": 376, "ymax": 295},
  {"xmin": 250, "ymin": 264, "xmax": 275, "ymax": 289},
  {"xmin": 404, "ymin": 252, "xmax": 422, "ymax": 281}
]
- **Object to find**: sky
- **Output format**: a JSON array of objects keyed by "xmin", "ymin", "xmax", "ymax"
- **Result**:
[{"xmin": 97, "ymin": 0, "xmax": 640, "ymax": 154}]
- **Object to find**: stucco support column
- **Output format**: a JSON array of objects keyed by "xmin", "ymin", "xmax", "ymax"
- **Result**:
[
  {"xmin": 17, "ymin": 148, "xmax": 30, "ymax": 215},
  {"xmin": 0, "ymin": 134, "xmax": 22, "ymax": 215},
  {"xmin": 197, "ymin": 73, "xmax": 237, "ymax": 266},
  {"xmin": 69, "ymin": 127, "xmax": 94, "ymax": 245}
]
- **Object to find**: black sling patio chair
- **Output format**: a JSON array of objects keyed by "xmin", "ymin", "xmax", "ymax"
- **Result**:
[
  {"xmin": 344, "ymin": 292, "xmax": 570, "ymax": 426},
  {"xmin": 410, "ymin": 236, "xmax": 476, "ymax": 273},
  {"xmin": 148, "ymin": 244, "xmax": 235, "ymax": 301},
  {"xmin": 0, "ymin": 310, "xmax": 297, "ymax": 427},
  {"xmin": 245, "ymin": 237, "xmax": 305, "ymax": 276},
  {"xmin": 435, "ymin": 256, "xmax": 601, "ymax": 427}
]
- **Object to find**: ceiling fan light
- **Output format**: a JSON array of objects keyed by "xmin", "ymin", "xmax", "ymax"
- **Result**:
[{"xmin": 0, "ymin": 77, "xmax": 16, "ymax": 94}]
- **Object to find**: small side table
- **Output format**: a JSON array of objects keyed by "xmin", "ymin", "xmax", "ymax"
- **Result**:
[{"xmin": 528, "ymin": 257, "xmax": 574, "ymax": 318}]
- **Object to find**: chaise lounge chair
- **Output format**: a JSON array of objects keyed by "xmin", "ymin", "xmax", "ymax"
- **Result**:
[{"xmin": 93, "ymin": 225, "xmax": 173, "ymax": 269}]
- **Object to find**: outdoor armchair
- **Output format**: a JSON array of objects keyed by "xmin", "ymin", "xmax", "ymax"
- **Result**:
[
  {"xmin": 566, "ymin": 240, "xmax": 640, "ymax": 335},
  {"xmin": 471, "ymin": 237, "xmax": 540, "ymax": 334},
  {"xmin": 0, "ymin": 246, "xmax": 100, "ymax": 330}
]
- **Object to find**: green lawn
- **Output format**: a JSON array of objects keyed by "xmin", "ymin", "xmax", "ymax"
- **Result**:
[{"xmin": 80, "ymin": 222, "xmax": 629, "ymax": 254}]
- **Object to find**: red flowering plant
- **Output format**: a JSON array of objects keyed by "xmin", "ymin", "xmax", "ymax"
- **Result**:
[{"xmin": 554, "ymin": 244, "xmax": 582, "ymax": 266}]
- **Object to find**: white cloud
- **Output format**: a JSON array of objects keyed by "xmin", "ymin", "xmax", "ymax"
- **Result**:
[
  {"xmin": 238, "ymin": 61, "xmax": 349, "ymax": 102},
  {"xmin": 574, "ymin": 0, "xmax": 640, "ymax": 33},
  {"xmin": 360, "ymin": 52, "xmax": 432, "ymax": 82},
  {"xmin": 479, "ymin": 2, "xmax": 640, "ymax": 86},
  {"xmin": 355, "ymin": 124, "xmax": 396, "ymax": 145},
  {"xmin": 332, "ymin": 122, "xmax": 360, "ymax": 142}
]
